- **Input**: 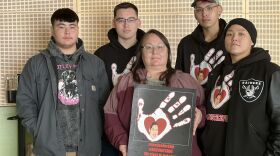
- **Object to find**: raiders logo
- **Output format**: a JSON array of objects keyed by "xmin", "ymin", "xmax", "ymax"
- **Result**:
[{"xmin": 239, "ymin": 78, "xmax": 264, "ymax": 102}]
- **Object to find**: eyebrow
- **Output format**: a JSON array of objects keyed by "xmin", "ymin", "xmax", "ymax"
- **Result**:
[
  {"xmin": 115, "ymin": 16, "xmax": 137, "ymax": 19},
  {"xmin": 56, "ymin": 22, "xmax": 77, "ymax": 26},
  {"xmin": 195, "ymin": 4, "xmax": 217, "ymax": 8},
  {"xmin": 227, "ymin": 28, "xmax": 247, "ymax": 32}
]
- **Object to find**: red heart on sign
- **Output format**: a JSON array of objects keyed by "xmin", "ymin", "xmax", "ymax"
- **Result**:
[{"xmin": 144, "ymin": 116, "xmax": 167, "ymax": 136}]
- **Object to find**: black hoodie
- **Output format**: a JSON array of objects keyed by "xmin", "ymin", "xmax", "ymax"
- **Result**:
[
  {"xmin": 202, "ymin": 47, "xmax": 280, "ymax": 156},
  {"xmin": 175, "ymin": 19, "xmax": 227, "ymax": 88},
  {"xmin": 95, "ymin": 28, "xmax": 145, "ymax": 89}
]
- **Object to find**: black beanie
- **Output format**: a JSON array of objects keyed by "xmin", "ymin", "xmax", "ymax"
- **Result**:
[{"xmin": 224, "ymin": 18, "xmax": 257, "ymax": 46}]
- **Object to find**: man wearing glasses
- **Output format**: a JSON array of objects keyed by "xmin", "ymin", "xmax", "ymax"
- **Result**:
[
  {"xmin": 175, "ymin": 0, "xmax": 226, "ymax": 88},
  {"xmin": 94, "ymin": 2, "xmax": 145, "ymax": 156}
]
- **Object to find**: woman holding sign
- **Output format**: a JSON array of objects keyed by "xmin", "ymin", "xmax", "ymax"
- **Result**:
[{"xmin": 103, "ymin": 29, "xmax": 205, "ymax": 156}]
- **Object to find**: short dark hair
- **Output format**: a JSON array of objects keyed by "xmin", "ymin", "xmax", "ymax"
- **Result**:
[
  {"xmin": 51, "ymin": 8, "xmax": 79, "ymax": 26},
  {"xmin": 132, "ymin": 29, "xmax": 175, "ymax": 85},
  {"xmin": 113, "ymin": 2, "xmax": 138, "ymax": 18}
]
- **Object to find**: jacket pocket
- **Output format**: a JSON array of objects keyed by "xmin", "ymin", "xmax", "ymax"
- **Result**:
[{"xmin": 83, "ymin": 75, "xmax": 98, "ymax": 101}]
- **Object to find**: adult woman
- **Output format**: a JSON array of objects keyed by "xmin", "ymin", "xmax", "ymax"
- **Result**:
[
  {"xmin": 201, "ymin": 18, "xmax": 280, "ymax": 156},
  {"xmin": 103, "ymin": 29, "xmax": 205, "ymax": 156}
]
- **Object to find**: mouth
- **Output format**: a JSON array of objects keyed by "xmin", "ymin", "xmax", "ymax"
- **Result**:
[
  {"xmin": 232, "ymin": 43, "xmax": 240, "ymax": 46},
  {"xmin": 123, "ymin": 30, "xmax": 131, "ymax": 33},
  {"xmin": 151, "ymin": 57, "xmax": 161, "ymax": 60},
  {"xmin": 202, "ymin": 18, "xmax": 211, "ymax": 22}
]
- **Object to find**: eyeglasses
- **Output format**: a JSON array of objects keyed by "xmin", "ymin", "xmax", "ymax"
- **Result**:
[
  {"xmin": 194, "ymin": 5, "xmax": 218, "ymax": 14},
  {"xmin": 142, "ymin": 44, "xmax": 166, "ymax": 53},
  {"xmin": 115, "ymin": 17, "xmax": 138, "ymax": 24}
]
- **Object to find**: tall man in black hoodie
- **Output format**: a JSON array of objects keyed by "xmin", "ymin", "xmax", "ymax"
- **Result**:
[
  {"xmin": 94, "ymin": 2, "xmax": 145, "ymax": 156},
  {"xmin": 201, "ymin": 18, "xmax": 280, "ymax": 156},
  {"xmin": 175, "ymin": 0, "xmax": 226, "ymax": 88}
]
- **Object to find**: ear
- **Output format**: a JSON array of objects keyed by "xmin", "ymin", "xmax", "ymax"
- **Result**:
[
  {"xmin": 112, "ymin": 19, "xmax": 116, "ymax": 28},
  {"xmin": 50, "ymin": 26, "xmax": 54, "ymax": 36},
  {"xmin": 217, "ymin": 5, "xmax": 223, "ymax": 16},
  {"xmin": 137, "ymin": 18, "xmax": 142, "ymax": 28},
  {"xmin": 77, "ymin": 25, "xmax": 80, "ymax": 35}
]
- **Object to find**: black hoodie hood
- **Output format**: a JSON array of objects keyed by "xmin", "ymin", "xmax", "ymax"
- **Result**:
[
  {"xmin": 107, "ymin": 28, "xmax": 145, "ymax": 50},
  {"xmin": 232, "ymin": 47, "xmax": 270, "ymax": 69},
  {"xmin": 191, "ymin": 18, "xmax": 227, "ymax": 46}
]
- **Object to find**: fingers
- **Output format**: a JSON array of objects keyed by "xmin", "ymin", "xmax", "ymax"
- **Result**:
[
  {"xmin": 123, "ymin": 56, "xmax": 136, "ymax": 74},
  {"xmin": 224, "ymin": 70, "xmax": 234, "ymax": 87},
  {"xmin": 172, "ymin": 104, "xmax": 191, "ymax": 120},
  {"xmin": 173, "ymin": 118, "xmax": 191, "ymax": 128},
  {"xmin": 214, "ymin": 56, "xmax": 225, "ymax": 68},
  {"xmin": 159, "ymin": 92, "xmax": 175, "ymax": 108},
  {"xmin": 119, "ymin": 145, "xmax": 127, "ymax": 156},
  {"xmin": 167, "ymin": 96, "xmax": 187, "ymax": 113},
  {"xmin": 111, "ymin": 63, "xmax": 119, "ymax": 86},
  {"xmin": 111, "ymin": 63, "xmax": 117, "ymax": 74},
  {"xmin": 213, "ymin": 50, "xmax": 225, "ymax": 68},
  {"xmin": 178, "ymin": 104, "xmax": 191, "ymax": 116},
  {"xmin": 204, "ymin": 48, "xmax": 215, "ymax": 61},
  {"xmin": 138, "ymin": 98, "xmax": 144, "ymax": 108},
  {"xmin": 137, "ymin": 98, "xmax": 144, "ymax": 119},
  {"xmin": 193, "ymin": 108, "xmax": 202, "ymax": 136},
  {"xmin": 190, "ymin": 54, "xmax": 195, "ymax": 67}
]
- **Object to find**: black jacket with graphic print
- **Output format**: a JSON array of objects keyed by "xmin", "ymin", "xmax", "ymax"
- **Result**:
[
  {"xmin": 95, "ymin": 28, "xmax": 145, "ymax": 89},
  {"xmin": 175, "ymin": 18, "xmax": 227, "ymax": 88},
  {"xmin": 202, "ymin": 47, "xmax": 280, "ymax": 156}
]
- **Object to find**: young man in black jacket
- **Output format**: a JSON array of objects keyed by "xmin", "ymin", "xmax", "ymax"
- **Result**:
[
  {"xmin": 94, "ymin": 2, "xmax": 145, "ymax": 156},
  {"xmin": 202, "ymin": 18, "xmax": 280, "ymax": 156},
  {"xmin": 175, "ymin": 0, "xmax": 226, "ymax": 88}
]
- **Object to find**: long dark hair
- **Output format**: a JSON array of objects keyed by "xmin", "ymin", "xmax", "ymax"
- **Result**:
[{"xmin": 132, "ymin": 29, "xmax": 175, "ymax": 85}]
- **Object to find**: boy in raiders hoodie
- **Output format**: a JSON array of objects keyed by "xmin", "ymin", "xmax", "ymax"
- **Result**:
[
  {"xmin": 201, "ymin": 18, "xmax": 280, "ymax": 156},
  {"xmin": 94, "ymin": 2, "xmax": 145, "ymax": 156},
  {"xmin": 175, "ymin": 0, "xmax": 226, "ymax": 88}
]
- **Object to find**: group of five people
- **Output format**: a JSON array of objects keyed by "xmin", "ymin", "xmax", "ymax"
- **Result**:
[{"xmin": 16, "ymin": 0, "xmax": 280, "ymax": 156}]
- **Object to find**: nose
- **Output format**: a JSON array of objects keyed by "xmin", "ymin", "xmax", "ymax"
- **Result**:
[
  {"xmin": 202, "ymin": 10, "xmax": 208, "ymax": 17},
  {"xmin": 232, "ymin": 34, "xmax": 238, "ymax": 41},
  {"xmin": 123, "ymin": 21, "xmax": 129, "ymax": 27},
  {"xmin": 151, "ymin": 47, "xmax": 161, "ymax": 54},
  {"xmin": 65, "ymin": 28, "xmax": 70, "ymax": 34}
]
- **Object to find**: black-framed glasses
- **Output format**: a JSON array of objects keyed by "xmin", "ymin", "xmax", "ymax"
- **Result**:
[
  {"xmin": 115, "ymin": 17, "xmax": 138, "ymax": 24},
  {"xmin": 194, "ymin": 5, "xmax": 218, "ymax": 14}
]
